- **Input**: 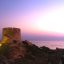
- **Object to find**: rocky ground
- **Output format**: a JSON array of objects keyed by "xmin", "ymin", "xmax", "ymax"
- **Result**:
[{"xmin": 0, "ymin": 40, "xmax": 64, "ymax": 64}]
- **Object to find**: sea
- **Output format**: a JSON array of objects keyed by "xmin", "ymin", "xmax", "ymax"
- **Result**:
[{"xmin": 31, "ymin": 41, "xmax": 64, "ymax": 49}]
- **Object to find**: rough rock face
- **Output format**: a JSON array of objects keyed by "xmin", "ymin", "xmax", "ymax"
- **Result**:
[
  {"xmin": 8, "ymin": 42, "xmax": 26, "ymax": 60},
  {"xmin": 2, "ymin": 27, "xmax": 21, "ymax": 42}
]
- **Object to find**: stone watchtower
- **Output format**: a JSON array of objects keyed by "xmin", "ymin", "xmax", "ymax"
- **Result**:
[
  {"xmin": 2, "ymin": 27, "xmax": 21, "ymax": 43},
  {"xmin": 1, "ymin": 28, "xmax": 26, "ymax": 60}
]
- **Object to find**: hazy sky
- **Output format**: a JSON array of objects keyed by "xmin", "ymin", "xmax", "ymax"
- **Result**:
[{"xmin": 0, "ymin": 0, "xmax": 64, "ymax": 40}]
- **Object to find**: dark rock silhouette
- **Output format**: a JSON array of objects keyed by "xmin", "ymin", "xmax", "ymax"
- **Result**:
[{"xmin": 0, "ymin": 40, "xmax": 63, "ymax": 64}]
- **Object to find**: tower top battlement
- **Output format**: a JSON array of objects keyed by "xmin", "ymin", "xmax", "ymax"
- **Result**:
[{"xmin": 2, "ymin": 27, "xmax": 21, "ymax": 42}]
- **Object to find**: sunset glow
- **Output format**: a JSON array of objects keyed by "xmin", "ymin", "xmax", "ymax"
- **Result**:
[{"xmin": 0, "ymin": 0, "xmax": 64, "ymax": 40}]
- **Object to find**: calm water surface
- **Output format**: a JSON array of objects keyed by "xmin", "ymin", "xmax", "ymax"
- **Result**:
[{"xmin": 31, "ymin": 41, "xmax": 64, "ymax": 49}]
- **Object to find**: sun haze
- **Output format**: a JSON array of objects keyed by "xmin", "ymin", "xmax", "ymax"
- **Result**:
[{"xmin": 0, "ymin": 0, "xmax": 64, "ymax": 40}]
